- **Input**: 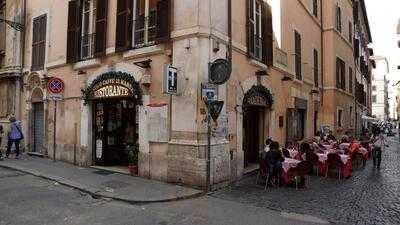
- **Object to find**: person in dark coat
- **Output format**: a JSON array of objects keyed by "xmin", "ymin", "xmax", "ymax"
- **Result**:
[
  {"xmin": 265, "ymin": 141, "xmax": 284, "ymax": 186},
  {"xmin": 6, "ymin": 117, "xmax": 23, "ymax": 159}
]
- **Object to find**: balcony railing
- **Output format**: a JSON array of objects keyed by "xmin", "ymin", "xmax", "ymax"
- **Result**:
[
  {"xmin": 133, "ymin": 11, "xmax": 157, "ymax": 49},
  {"xmin": 275, "ymin": 47, "xmax": 288, "ymax": 68},
  {"xmin": 80, "ymin": 33, "xmax": 96, "ymax": 61}
]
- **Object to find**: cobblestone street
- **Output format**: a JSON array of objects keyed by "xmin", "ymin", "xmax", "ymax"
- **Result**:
[{"xmin": 212, "ymin": 136, "xmax": 400, "ymax": 225}]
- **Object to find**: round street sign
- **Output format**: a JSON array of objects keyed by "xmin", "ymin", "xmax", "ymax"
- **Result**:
[
  {"xmin": 209, "ymin": 58, "xmax": 231, "ymax": 85},
  {"xmin": 47, "ymin": 77, "xmax": 64, "ymax": 94}
]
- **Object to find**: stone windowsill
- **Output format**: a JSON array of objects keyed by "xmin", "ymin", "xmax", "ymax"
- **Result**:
[
  {"xmin": 73, "ymin": 58, "xmax": 101, "ymax": 71},
  {"xmin": 249, "ymin": 59, "xmax": 268, "ymax": 70},
  {"xmin": 123, "ymin": 44, "xmax": 165, "ymax": 60}
]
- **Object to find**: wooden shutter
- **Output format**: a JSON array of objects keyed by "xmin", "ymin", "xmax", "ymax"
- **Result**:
[
  {"xmin": 286, "ymin": 109, "xmax": 295, "ymax": 142},
  {"xmin": 94, "ymin": 0, "xmax": 108, "ymax": 56},
  {"xmin": 349, "ymin": 67, "xmax": 353, "ymax": 93},
  {"xmin": 314, "ymin": 49, "xmax": 318, "ymax": 87},
  {"xmin": 156, "ymin": 0, "xmax": 171, "ymax": 43},
  {"xmin": 246, "ymin": 0, "xmax": 254, "ymax": 57},
  {"xmin": 262, "ymin": 3, "xmax": 273, "ymax": 66},
  {"xmin": 115, "ymin": 0, "xmax": 133, "ymax": 51},
  {"xmin": 354, "ymin": 38, "xmax": 359, "ymax": 58},
  {"xmin": 294, "ymin": 31, "xmax": 301, "ymax": 80},
  {"xmin": 32, "ymin": 15, "xmax": 47, "ymax": 71},
  {"xmin": 336, "ymin": 58, "xmax": 340, "ymax": 88},
  {"xmin": 67, "ymin": 0, "xmax": 81, "ymax": 63},
  {"xmin": 353, "ymin": 1, "xmax": 359, "ymax": 22},
  {"xmin": 341, "ymin": 61, "xmax": 346, "ymax": 90}
]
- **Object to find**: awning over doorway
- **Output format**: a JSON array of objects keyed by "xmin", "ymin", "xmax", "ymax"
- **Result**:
[{"xmin": 361, "ymin": 115, "xmax": 380, "ymax": 123}]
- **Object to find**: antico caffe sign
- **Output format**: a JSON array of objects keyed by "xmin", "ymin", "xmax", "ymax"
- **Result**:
[{"xmin": 91, "ymin": 78, "xmax": 134, "ymax": 99}]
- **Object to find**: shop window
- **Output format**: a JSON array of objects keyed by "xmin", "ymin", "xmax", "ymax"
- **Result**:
[
  {"xmin": 294, "ymin": 31, "xmax": 302, "ymax": 80},
  {"xmin": 246, "ymin": 0, "xmax": 273, "ymax": 65},
  {"xmin": 31, "ymin": 14, "xmax": 47, "ymax": 71}
]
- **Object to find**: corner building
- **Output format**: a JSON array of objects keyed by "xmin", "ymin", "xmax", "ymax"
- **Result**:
[{"xmin": 19, "ymin": 0, "xmax": 372, "ymax": 189}]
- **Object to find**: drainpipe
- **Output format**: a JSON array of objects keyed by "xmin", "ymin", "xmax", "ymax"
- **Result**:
[
  {"xmin": 228, "ymin": 0, "xmax": 232, "ymax": 63},
  {"xmin": 17, "ymin": 0, "xmax": 26, "ymax": 120},
  {"xmin": 320, "ymin": 0, "xmax": 324, "ymax": 106}
]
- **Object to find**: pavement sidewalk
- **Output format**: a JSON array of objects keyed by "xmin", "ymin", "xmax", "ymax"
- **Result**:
[{"xmin": 0, "ymin": 155, "xmax": 203, "ymax": 203}]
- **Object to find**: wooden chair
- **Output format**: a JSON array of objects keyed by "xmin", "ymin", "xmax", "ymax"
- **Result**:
[
  {"xmin": 325, "ymin": 153, "xmax": 344, "ymax": 179},
  {"xmin": 282, "ymin": 148, "xmax": 291, "ymax": 158},
  {"xmin": 256, "ymin": 155, "xmax": 269, "ymax": 190},
  {"xmin": 288, "ymin": 161, "xmax": 313, "ymax": 190},
  {"xmin": 305, "ymin": 152, "xmax": 320, "ymax": 176},
  {"xmin": 351, "ymin": 152, "xmax": 365, "ymax": 170}
]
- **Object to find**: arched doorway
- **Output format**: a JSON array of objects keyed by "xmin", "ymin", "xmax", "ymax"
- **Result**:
[
  {"xmin": 242, "ymin": 85, "xmax": 273, "ymax": 168},
  {"xmin": 31, "ymin": 88, "xmax": 45, "ymax": 153},
  {"xmin": 82, "ymin": 71, "xmax": 143, "ymax": 166}
]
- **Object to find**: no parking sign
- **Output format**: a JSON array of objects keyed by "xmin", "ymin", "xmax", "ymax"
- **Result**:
[{"xmin": 47, "ymin": 77, "xmax": 64, "ymax": 100}]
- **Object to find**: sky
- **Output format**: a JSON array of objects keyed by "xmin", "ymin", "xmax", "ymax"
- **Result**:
[{"xmin": 365, "ymin": 0, "xmax": 400, "ymax": 117}]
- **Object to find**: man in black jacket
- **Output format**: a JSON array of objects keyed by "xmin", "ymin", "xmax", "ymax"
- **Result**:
[{"xmin": 265, "ymin": 141, "xmax": 284, "ymax": 186}]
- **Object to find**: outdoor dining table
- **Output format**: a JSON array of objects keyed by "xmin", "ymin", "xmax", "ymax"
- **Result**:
[
  {"xmin": 316, "ymin": 152, "xmax": 352, "ymax": 178},
  {"xmin": 282, "ymin": 157, "xmax": 302, "ymax": 184}
]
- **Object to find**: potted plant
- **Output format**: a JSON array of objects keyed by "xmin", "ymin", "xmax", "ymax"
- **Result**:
[{"xmin": 127, "ymin": 145, "xmax": 138, "ymax": 175}]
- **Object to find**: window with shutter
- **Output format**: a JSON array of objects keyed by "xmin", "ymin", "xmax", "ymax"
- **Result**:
[
  {"xmin": 294, "ymin": 31, "xmax": 302, "ymax": 80},
  {"xmin": 336, "ymin": 58, "xmax": 341, "ymax": 88},
  {"xmin": 116, "ymin": 0, "xmax": 133, "ymax": 51},
  {"xmin": 80, "ymin": 0, "xmax": 97, "ymax": 60},
  {"xmin": 131, "ymin": 0, "xmax": 170, "ymax": 49},
  {"xmin": 246, "ymin": 0, "xmax": 264, "ymax": 62},
  {"xmin": 336, "ymin": 6, "xmax": 342, "ymax": 32},
  {"xmin": 312, "ymin": 0, "xmax": 318, "ymax": 17},
  {"xmin": 354, "ymin": 38, "xmax": 359, "ymax": 58},
  {"xmin": 314, "ymin": 49, "xmax": 318, "ymax": 87},
  {"xmin": 32, "ymin": 14, "xmax": 47, "ymax": 71},
  {"xmin": 349, "ymin": 67, "xmax": 353, "ymax": 94},
  {"xmin": 353, "ymin": 1, "xmax": 359, "ymax": 23},
  {"xmin": 340, "ymin": 60, "xmax": 346, "ymax": 90},
  {"xmin": 67, "ymin": 0, "xmax": 79, "ymax": 63},
  {"xmin": 263, "ymin": 4, "xmax": 273, "ymax": 66},
  {"xmin": 94, "ymin": 0, "xmax": 108, "ymax": 57},
  {"xmin": 349, "ymin": 21, "xmax": 353, "ymax": 42}
]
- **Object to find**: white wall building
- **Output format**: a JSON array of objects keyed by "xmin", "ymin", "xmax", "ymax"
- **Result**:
[{"xmin": 372, "ymin": 60, "xmax": 389, "ymax": 120}]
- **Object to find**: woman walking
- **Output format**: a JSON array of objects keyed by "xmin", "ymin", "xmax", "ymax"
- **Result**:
[{"xmin": 6, "ymin": 117, "xmax": 24, "ymax": 159}]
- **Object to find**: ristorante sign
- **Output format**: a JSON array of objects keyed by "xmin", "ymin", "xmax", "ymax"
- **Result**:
[
  {"xmin": 92, "ymin": 78, "xmax": 133, "ymax": 98},
  {"xmin": 82, "ymin": 71, "xmax": 143, "ymax": 105}
]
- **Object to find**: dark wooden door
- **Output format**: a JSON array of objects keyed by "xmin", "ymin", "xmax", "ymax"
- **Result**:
[{"xmin": 243, "ymin": 106, "xmax": 260, "ymax": 167}]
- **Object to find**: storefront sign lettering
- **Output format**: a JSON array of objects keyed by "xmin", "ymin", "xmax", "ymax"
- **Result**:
[
  {"xmin": 91, "ymin": 78, "xmax": 134, "ymax": 98},
  {"xmin": 247, "ymin": 95, "xmax": 268, "ymax": 107}
]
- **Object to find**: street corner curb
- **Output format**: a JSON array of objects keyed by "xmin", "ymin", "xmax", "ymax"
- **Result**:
[{"xmin": 0, "ymin": 163, "xmax": 205, "ymax": 204}]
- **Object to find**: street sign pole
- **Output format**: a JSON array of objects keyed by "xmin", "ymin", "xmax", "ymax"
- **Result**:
[
  {"xmin": 206, "ymin": 100, "xmax": 211, "ymax": 192},
  {"xmin": 53, "ymin": 100, "xmax": 57, "ymax": 162}
]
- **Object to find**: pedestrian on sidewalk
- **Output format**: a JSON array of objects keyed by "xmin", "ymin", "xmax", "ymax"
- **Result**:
[
  {"xmin": 6, "ymin": 117, "xmax": 24, "ymax": 159},
  {"xmin": 0, "ymin": 125, "xmax": 4, "ymax": 160},
  {"xmin": 372, "ymin": 131, "xmax": 388, "ymax": 169}
]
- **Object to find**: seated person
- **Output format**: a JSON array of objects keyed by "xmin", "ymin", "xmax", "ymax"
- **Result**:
[
  {"xmin": 299, "ymin": 142, "xmax": 312, "ymax": 155},
  {"xmin": 265, "ymin": 141, "xmax": 284, "ymax": 185},
  {"xmin": 313, "ymin": 131, "xmax": 322, "ymax": 143}
]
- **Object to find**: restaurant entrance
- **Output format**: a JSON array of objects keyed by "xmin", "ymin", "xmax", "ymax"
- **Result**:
[
  {"xmin": 243, "ymin": 106, "xmax": 265, "ymax": 168},
  {"xmin": 93, "ymin": 99, "xmax": 138, "ymax": 166}
]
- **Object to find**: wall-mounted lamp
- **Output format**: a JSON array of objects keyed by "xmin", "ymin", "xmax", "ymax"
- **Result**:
[{"xmin": 134, "ymin": 59, "xmax": 152, "ymax": 68}]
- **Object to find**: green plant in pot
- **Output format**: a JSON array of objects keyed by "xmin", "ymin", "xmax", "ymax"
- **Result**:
[{"xmin": 127, "ymin": 144, "xmax": 138, "ymax": 175}]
